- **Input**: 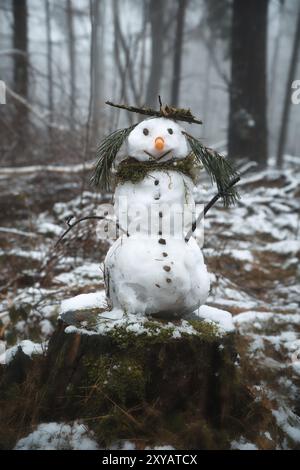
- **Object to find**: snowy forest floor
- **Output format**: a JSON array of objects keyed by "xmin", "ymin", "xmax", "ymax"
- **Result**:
[{"xmin": 0, "ymin": 156, "xmax": 299, "ymax": 449}]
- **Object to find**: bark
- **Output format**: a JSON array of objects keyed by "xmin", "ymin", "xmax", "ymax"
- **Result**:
[
  {"xmin": 45, "ymin": 0, "xmax": 54, "ymax": 134},
  {"xmin": 146, "ymin": 0, "xmax": 165, "ymax": 107},
  {"xmin": 228, "ymin": 0, "xmax": 268, "ymax": 168},
  {"xmin": 66, "ymin": 0, "xmax": 76, "ymax": 129},
  {"xmin": 170, "ymin": 0, "xmax": 187, "ymax": 107},
  {"xmin": 13, "ymin": 0, "xmax": 28, "ymax": 128},
  {"xmin": 90, "ymin": 0, "xmax": 105, "ymax": 141},
  {"xmin": 276, "ymin": 4, "xmax": 300, "ymax": 168}
]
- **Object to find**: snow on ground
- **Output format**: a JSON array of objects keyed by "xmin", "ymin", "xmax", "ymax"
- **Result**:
[
  {"xmin": 0, "ymin": 339, "xmax": 46, "ymax": 364},
  {"xmin": 231, "ymin": 438, "xmax": 258, "ymax": 450},
  {"xmin": 0, "ymin": 158, "xmax": 299, "ymax": 448},
  {"xmin": 14, "ymin": 422, "xmax": 99, "ymax": 450}
]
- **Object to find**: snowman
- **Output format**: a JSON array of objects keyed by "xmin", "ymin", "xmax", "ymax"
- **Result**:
[{"xmin": 92, "ymin": 102, "xmax": 239, "ymax": 318}]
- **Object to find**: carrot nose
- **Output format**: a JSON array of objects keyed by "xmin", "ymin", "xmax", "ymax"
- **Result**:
[{"xmin": 155, "ymin": 137, "xmax": 165, "ymax": 151}]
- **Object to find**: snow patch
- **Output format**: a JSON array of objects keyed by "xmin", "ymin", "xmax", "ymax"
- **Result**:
[
  {"xmin": 0, "ymin": 340, "xmax": 46, "ymax": 365},
  {"xmin": 14, "ymin": 422, "xmax": 99, "ymax": 450},
  {"xmin": 195, "ymin": 305, "xmax": 235, "ymax": 333},
  {"xmin": 60, "ymin": 291, "xmax": 107, "ymax": 316},
  {"xmin": 231, "ymin": 438, "xmax": 258, "ymax": 450}
]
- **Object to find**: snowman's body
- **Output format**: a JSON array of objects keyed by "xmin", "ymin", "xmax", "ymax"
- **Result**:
[{"xmin": 104, "ymin": 118, "xmax": 210, "ymax": 318}]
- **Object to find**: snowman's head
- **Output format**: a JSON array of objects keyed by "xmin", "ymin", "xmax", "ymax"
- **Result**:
[
  {"xmin": 127, "ymin": 117, "xmax": 188, "ymax": 162},
  {"xmin": 92, "ymin": 103, "xmax": 239, "ymax": 207}
]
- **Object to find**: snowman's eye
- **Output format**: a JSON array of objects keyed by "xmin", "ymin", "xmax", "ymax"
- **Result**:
[
  {"xmin": 167, "ymin": 128, "xmax": 173, "ymax": 135},
  {"xmin": 143, "ymin": 128, "xmax": 149, "ymax": 136}
]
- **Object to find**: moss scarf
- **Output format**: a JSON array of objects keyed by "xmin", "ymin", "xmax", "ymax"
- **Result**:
[{"xmin": 115, "ymin": 153, "xmax": 202, "ymax": 185}]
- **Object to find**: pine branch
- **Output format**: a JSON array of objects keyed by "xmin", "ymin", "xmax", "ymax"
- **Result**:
[
  {"xmin": 183, "ymin": 132, "xmax": 240, "ymax": 206},
  {"xmin": 91, "ymin": 125, "xmax": 137, "ymax": 190}
]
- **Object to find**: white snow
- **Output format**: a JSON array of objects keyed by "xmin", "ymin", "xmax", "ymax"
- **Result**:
[
  {"xmin": 272, "ymin": 407, "xmax": 300, "ymax": 444},
  {"xmin": 0, "ymin": 227, "xmax": 38, "ymax": 238},
  {"xmin": 14, "ymin": 422, "xmax": 99, "ymax": 450},
  {"xmin": 195, "ymin": 305, "xmax": 235, "ymax": 333},
  {"xmin": 233, "ymin": 311, "xmax": 273, "ymax": 325},
  {"xmin": 264, "ymin": 240, "xmax": 300, "ymax": 255},
  {"xmin": 0, "ymin": 340, "xmax": 46, "ymax": 365},
  {"xmin": 233, "ymin": 311, "xmax": 300, "ymax": 328},
  {"xmin": 231, "ymin": 438, "xmax": 258, "ymax": 450},
  {"xmin": 54, "ymin": 263, "xmax": 103, "ymax": 286},
  {"xmin": 60, "ymin": 291, "xmax": 107, "ymax": 315}
]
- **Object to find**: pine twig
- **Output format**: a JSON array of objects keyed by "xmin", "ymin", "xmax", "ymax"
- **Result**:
[{"xmin": 105, "ymin": 100, "xmax": 203, "ymax": 125}]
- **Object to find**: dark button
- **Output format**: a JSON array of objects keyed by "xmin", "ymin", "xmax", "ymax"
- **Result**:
[
  {"xmin": 163, "ymin": 266, "xmax": 171, "ymax": 272},
  {"xmin": 154, "ymin": 195, "xmax": 160, "ymax": 200},
  {"xmin": 154, "ymin": 180, "xmax": 159, "ymax": 185},
  {"xmin": 158, "ymin": 231, "xmax": 162, "ymax": 236},
  {"xmin": 162, "ymin": 252, "xmax": 168, "ymax": 257},
  {"xmin": 158, "ymin": 238, "xmax": 166, "ymax": 245},
  {"xmin": 159, "ymin": 212, "xmax": 163, "ymax": 218},
  {"xmin": 155, "ymin": 284, "xmax": 160, "ymax": 288},
  {"xmin": 166, "ymin": 278, "xmax": 172, "ymax": 283}
]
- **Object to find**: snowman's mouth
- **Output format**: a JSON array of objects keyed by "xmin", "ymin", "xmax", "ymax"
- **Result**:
[{"xmin": 143, "ymin": 149, "xmax": 172, "ymax": 161}]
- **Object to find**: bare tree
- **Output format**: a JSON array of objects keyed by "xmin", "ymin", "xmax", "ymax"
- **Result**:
[
  {"xmin": 170, "ymin": 0, "xmax": 188, "ymax": 107},
  {"xmin": 228, "ymin": 0, "xmax": 268, "ymax": 168},
  {"xmin": 90, "ymin": 0, "xmax": 105, "ymax": 140},
  {"xmin": 13, "ymin": 0, "xmax": 28, "ymax": 128},
  {"xmin": 66, "ymin": 0, "xmax": 76, "ymax": 129},
  {"xmin": 276, "ymin": 3, "xmax": 300, "ymax": 168},
  {"xmin": 146, "ymin": 0, "xmax": 165, "ymax": 106},
  {"xmin": 45, "ymin": 0, "xmax": 54, "ymax": 130}
]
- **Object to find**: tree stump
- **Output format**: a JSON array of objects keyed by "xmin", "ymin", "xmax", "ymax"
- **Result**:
[{"xmin": 0, "ymin": 306, "xmax": 280, "ymax": 449}]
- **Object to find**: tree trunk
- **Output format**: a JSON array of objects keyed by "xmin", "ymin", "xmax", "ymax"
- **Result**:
[
  {"xmin": 146, "ymin": 0, "xmax": 165, "ymax": 107},
  {"xmin": 170, "ymin": 0, "xmax": 187, "ymax": 107},
  {"xmin": 276, "ymin": 4, "xmax": 300, "ymax": 169},
  {"xmin": 66, "ymin": 0, "xmax": 76, "ymax": 129},
  {"xmin": 13, "ymin": 0, "xmax": 28, "ymax": 131},
  {"xmin": 90, "ymin": 0, "xmax": 105, "ymax": 141},
  {"xmin": 45, "ymin": 0, "xmax": 54, "ymax": 134},
  {"xmin": 228, "ymin": 0, "xmax": 268, "ymax": 168}
]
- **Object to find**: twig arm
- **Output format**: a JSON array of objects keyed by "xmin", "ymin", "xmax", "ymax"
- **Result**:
[
  {"xmin": 55, "ymin": 216, "xmax": 128, "ymax": 247},
  {"xmin": 184, "ymin": 176, "xmax": 240, "ymax": 243}
]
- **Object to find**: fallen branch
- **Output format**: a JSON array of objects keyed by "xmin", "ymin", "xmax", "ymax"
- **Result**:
[
  {"xmin": 0, "ymin": 162, "xmax": 94, "ymax": 175},
  {"xmin": 5, "ymin": 85, "xmax": 68, "ymax": 131}
]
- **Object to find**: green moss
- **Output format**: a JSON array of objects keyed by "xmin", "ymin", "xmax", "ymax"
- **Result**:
[
  {"xmin": 84, "ymin": 355, "xmax": 146, "ymax": 407},
  {"xmin": 105, "ymin": 318, "xmax": 220, "ymax": 353},
  {"xmin": 186, "ymin": 319, "xmax": 220, "ymax": 341},
  {"xmin": 115, "ymin": 153, "xmax": 202, "ymax": 185}
]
